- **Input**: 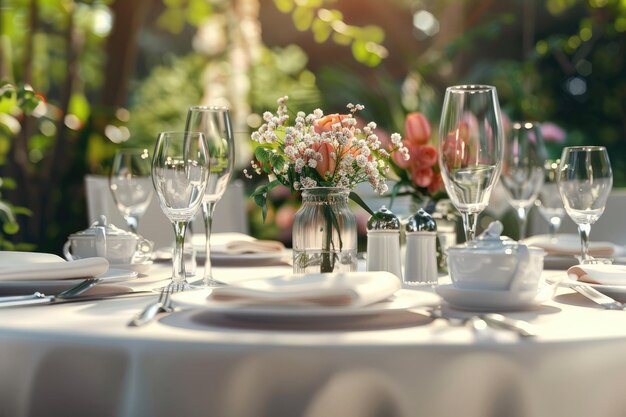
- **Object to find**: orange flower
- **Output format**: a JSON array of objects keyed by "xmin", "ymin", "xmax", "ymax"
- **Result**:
[
  {"xmin": 312, "ymin": 141, "xmax": 337, "ymax": 178},
  {"xmin": 427, "ymin": 172, "xmax": 444, "ymax": 195},
  {"xmin": 313, "ymin": 114, "xmax": 351, "ymax": 134},
  {"xmin": 405, "ymin": 112, "xmax": 431, "ymax": 145}
]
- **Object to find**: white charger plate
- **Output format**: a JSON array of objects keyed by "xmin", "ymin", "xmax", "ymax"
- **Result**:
[
  {"xmin": 171, "ymin": 288, "xmax": 439, "ymax": 321},
  {"xmin": 559, "ymin": 276, "xmax": 626, "ymax": 298},
  {"xmin": 0, "ymin": 268, "xmax": 138, "ymax": 294},
  {"xmin": 436, "ymin": 284, "xmax": 554, "ymax": 312}
]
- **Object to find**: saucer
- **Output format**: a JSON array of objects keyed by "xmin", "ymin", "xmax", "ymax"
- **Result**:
[{"xmin": 436, "ymin": 284, "xmax": 553, "ymax": 312}]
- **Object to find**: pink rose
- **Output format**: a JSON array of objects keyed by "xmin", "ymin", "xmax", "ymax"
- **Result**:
[{"xmin": 405, "ymin": 112, "xmax": 431, "ymax": 145}]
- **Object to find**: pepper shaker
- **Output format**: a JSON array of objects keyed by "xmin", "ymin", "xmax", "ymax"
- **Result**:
[
  {"xmin": 405, "ymin": 208, "xmax": 438, "ymax": 285},
  {"xmin": 366, "ymin": 206, "xmax": 402, "ymax": 279}
]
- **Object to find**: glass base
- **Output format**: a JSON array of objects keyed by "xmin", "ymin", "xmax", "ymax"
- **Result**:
[
  {"xmin": 579, "ymin": 257, "xmax": 613, "ymax": 265},
  {"xmin": 189, "ymin": 278, "xmax": 229, "ymax": 287}
]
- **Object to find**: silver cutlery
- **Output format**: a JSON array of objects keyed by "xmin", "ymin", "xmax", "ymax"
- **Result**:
[
  {"xmin": 0, "ymin": 276, "xmax": 106, "ymax": 307},
  {"xmin": 570, "ymin": 283, "xmax": 624, "ymax": 310},
  {"xmin": 128, "ymin": 284, "xmax": 175, "ymax": 327},
  {"xmin": 0, "ymin": 290, "xmax": 153, "ymax": 307},
  {"xmin": 427, "ymin": 307, "xmax": 536, "ymax": 338}
]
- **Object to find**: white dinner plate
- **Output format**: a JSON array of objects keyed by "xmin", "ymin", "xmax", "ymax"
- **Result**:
[
  {"xmin": 0, "ymin": 268, "xmax": 138, "ymax": 295},
  {"xmin": 198, "ymin": 250, "xmax": 292, "ymax": 264},
  {"xmin": 436, "ymin": 284, "xmax": 554, "ymax": 312},
  {"xmin": 171, "ymin": 288, "xmax": 440, "ymax": 321}
]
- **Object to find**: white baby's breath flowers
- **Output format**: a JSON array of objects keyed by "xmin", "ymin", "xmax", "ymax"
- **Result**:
[{"xmin": 248, "ymin": 96, "xmax": 409, "ymax": 197}]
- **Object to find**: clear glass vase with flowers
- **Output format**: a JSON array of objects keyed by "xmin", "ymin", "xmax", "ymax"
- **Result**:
[{"xmin": 246, "ymin": 96, "xmax": 409, "ymax": 273}]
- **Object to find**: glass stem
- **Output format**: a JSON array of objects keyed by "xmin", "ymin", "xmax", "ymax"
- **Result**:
[
  {"xmin": 202, "ymin": 201, "xmax": 217, "ymax": 284},
  {"xmin": 171, "ymin": 221, "xmax": 188, "ymax": 283},
  {"xmin": 461, "ymin": 211, "xmax": 479, "ymax": 242},
  {"xmin": 125, "ymin": 216, "xmax": 139, "ymax": 234},
  {"xmin": 578, "ymin": 223, "xmax": 592, "ymax": 263},
  {"xmin": 549, "ymin": 217, "xmax": 561, "ymax": 240},
  {"xmin": 516, "ymin": 206, "xmax": 528, "ymax": 240}
]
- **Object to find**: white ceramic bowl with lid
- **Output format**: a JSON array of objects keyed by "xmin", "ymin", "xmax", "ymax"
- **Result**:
[
  {"xmin": 63, "ymin": 215, "xmax": 153, "ymax": 264},
  {"xmin": 447, "ymin": 221, "xmax": 545, "ymax": 292}
]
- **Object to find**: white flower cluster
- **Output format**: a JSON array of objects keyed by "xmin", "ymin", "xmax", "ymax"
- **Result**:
[{"xmin": 248, "ymin": 96, "xmax": 409, "ymax": 195}]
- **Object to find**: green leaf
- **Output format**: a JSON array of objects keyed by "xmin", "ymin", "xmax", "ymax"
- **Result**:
[
  {"xmin": 293, "ymin": 6, "xmax": 315, "ymax": 31},
  {"xmin": 349, "ymin": 191, "xmax": 375, "ymax": 216},
  {"xmin": 269, "ymin": 153, "xmax": 285, "ymax": 172},
  {"xmin": 273, "ymin": 0, "xmax": 294, "ymax": 13},
  {"xmin": 2, "ymin": 222, "xmax": 19, "ymax": 235},
  {"xmin": 254, "ymin": 146, "xmax": 271, "ymax": 164},
  {"xmin": 312, "ymin": 18, "xmax": 332, "ymax": 43}
]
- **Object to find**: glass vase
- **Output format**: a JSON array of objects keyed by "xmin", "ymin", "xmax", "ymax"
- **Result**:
[{"xmin": 292, "ymin": 187, "xmax": 358, "ymax": 274}]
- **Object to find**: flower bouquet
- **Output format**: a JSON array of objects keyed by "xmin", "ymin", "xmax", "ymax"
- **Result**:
[
  {"xmin": 247, "ymin": 96, "xmax": 408, "ymax": 273},
  {"xmin": 389, "ymin": 112, "xmax": 446, "ymax": 209}
]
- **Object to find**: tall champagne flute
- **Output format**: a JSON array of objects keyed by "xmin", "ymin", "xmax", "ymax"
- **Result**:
[
  {"xmin": 152, "ymin": 131, "xmax": 210, "ymax": 290},
  {"xmin": 185, "ymin": 106, "xmax": 234, "ymax": 286},
  {"xmin": 109, "ymin": 148, "xmax": 153, "ymax": 234},
  {"xmin": 535, "ymin": 159, "xmax": 565, "ymax": 239},
  {"xmin": 500, "ymin": 122, "xmax": 546, "ymax": 239},
  {"xmin": 438, "ymin": 85, "xmax": 504, "ymax": 242},
  {"xmin": 557, "ymin": 146, "xmax": 612, "ymax": 264}
]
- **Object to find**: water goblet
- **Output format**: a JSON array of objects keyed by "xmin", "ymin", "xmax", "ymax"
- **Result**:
[
  {"xmin": 500, "ymin": 122, "xmax": 547, "ymax": 240},
  {"xmin": 185, "ymin": 106, "xmax": 234, "ymax": 286},
  {"xmin": 534, "ymin": 159, "xmax": 565, "ymax": 240},
  {"xmin": 152, "ymin": 131, "xmax": 210, "ymax": 290},
  {"xmin": 438, "ymin": 85, "xmax": 505, "ymax": 242},
  {"xmin": 109, "ymin": 148, "xmax": 153, "ymax": 234},
  {"xmin": 557, "ymin": 146, "xmax": 612, "ymax": 264}
]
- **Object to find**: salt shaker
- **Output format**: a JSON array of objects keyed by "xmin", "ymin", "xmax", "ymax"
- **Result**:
[
  {"xmin": 404, "ymin": 208, "xmax": 438, "ymax": 285},
  {"xmin": 366, "ymin": 206, "xmax": 402, "ymax": 279}
]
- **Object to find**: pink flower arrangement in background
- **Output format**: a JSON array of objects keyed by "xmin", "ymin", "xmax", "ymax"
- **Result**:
[{"xmin": 391, "ymin": 112, "xmax": 445, "ymax": 199}]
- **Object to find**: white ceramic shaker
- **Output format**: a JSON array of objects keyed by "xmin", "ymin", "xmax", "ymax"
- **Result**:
[
  {"xmin": 366, "ymin": 206, "xmax": 402, "ymax": 279},
  {"xmin": 404, "ymin": 208, "xmax": 438, "ymax": 286}
]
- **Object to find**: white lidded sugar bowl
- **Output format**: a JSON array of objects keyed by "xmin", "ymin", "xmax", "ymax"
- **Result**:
[
  {"xmin": 63, "ymin": 215, "xmax": 152, "ymax": 264},
  {"xmin": 447, "ymin": 221, "xmax": 545, "ymax": 292}
]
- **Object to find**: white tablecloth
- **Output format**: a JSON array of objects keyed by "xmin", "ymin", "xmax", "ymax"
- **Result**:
[{"xmin": 2, "ymin": 262, "xmax": 626, "ymax": 417}]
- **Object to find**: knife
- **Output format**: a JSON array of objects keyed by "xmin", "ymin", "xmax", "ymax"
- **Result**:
[
  {"xmin": 479, "ymin": 313, "xmax": 537, "ymax": 338},
  {"xmin": 0, "ymin": 290, "xmax": 154, "ymax": 308}
]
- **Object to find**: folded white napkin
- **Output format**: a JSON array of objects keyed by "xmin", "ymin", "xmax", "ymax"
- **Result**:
[
  {"xmin": 0, "ymin": 251, "xmax": 109, "ymax": 281},
  {"xmin": 213, "ymin": 239, "xmax": 286, "ymax": 255},
  {"xmin": 209, "ymin": 271, "xmax": 401, "ymax": 307},
  {"xmin": 524, "ymin": 234, "xmax": 617, "ymax": 257},
  {"xmin": 568, "ymin": 264, "xmax": 626, "ymax": 285}
]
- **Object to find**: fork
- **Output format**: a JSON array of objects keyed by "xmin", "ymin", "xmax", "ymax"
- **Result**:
[
  {"xmin": 127, "ymin": 284, "xmax": 175, "ymax": 327},
  {"xmin": 570, "ymin": 283, "xmax": 624, "ymax": 310}
]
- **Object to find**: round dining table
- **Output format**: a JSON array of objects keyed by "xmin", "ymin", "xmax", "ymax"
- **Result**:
[{"xmin": 1, "ymin": 258, "xmax": 626, "ymax": 417}]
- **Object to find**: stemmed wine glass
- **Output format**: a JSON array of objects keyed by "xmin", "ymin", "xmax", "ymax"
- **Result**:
[
  {"xmin": 152, "ymin": 131, "xmax": 210, "ymax": 290},
  {"xmin": 185, "ymin": 106, "xmax": 234, "ymax": 286},
  {"xmin": 500, "ymin": 122, "xmax": 546, "ymax": 240},
  {"xmin": 534, "ymin": 159, "xmax": 565, "ymax": 240},
  {"xmin": 109, "ymin": 148, "xmax": 153, "ymax": 234},
  {"xmin": 557, "ymin": 146, "xmax": 613, "ymax": 264},
  {"xmin": 438, "ymin": 85, "xmax": 504, "ymax": 242}
]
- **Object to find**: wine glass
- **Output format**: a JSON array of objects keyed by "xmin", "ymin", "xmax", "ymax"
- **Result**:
[
  {"xmin": 500, "ymin": 122, "xmax": 546, "ymax": 240},
  {"xmin": 438, "ymin": 85, "xmax": 504, "ymax": 242},
  {"xmin": 152, "ymin": 131, "xmax": 210, "ymax": 290},
  {"xmin": 185, "ymin": 106, "xmax": 234, "ymax": 286},
  {"xmin": 557, "ymin": 146, "xmax": 613, "ymax": 264},
  {"xmin": 109, "ymin": 149, "xmax": 153, "ymax": 234},
  {"xmin": 534, "ymin": 159, "xmax": 565, "ymax": 240}
]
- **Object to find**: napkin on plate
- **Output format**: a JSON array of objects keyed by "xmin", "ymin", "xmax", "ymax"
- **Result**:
[
  {"xmin": 0, "ymin": 251, "xmax": 109, "ymax": 281},
  {"xmin": 209, "ymin": 271, "xmax": 401, "ymax": 307},
  {"xmin": 524, "ymin": 234, "xmax": 617, "ymax": 257},
  {"xmin": 567, "ymin": 264, "xmax": 626, "ymax": 285},
  {"xmin": 212, "ymin": 239, "xmax": 286, "ymax": 255}
]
